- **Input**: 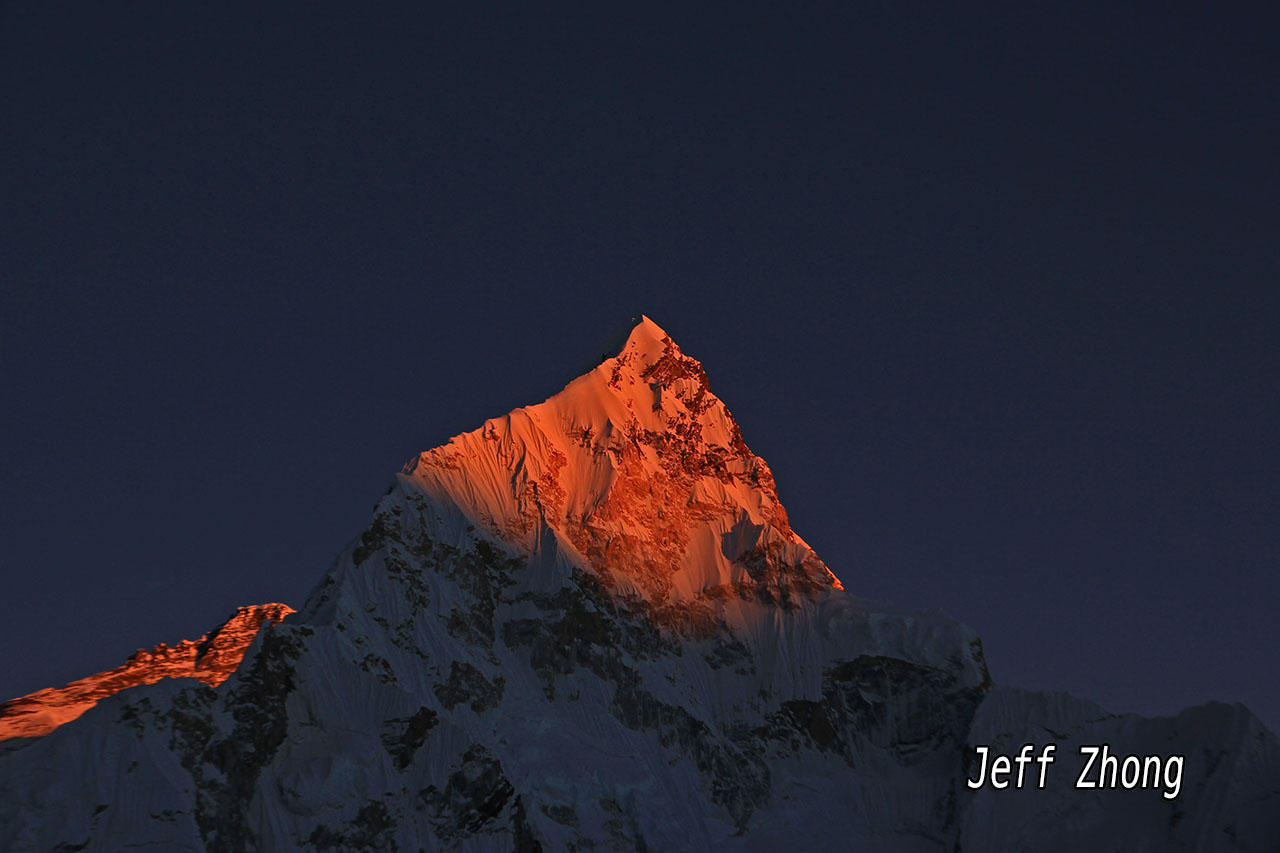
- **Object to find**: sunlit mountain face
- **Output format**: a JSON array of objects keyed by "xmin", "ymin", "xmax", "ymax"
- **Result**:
[{"xmin": 1, "ymin": 318, "xmax": 1276, "ymax": 852}]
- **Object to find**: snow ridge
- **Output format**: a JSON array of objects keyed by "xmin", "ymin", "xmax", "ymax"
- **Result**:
[{"xmin": 0, "ymin": 603, "xmax": 292, "ymax": 741}]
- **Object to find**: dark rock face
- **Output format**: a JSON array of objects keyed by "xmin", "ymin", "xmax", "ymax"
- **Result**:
[
  {"xmin": 433, "ymin": 661, "xmax": 505, "ymax": 713},
  {"xmin": 381, "ymin": 707, "xmax": 439, "ymax": 771},
  {"xmin": 172, "ymin": 625, "xmax": 311, "ymax": 853},
  {"xmin": 308, "ymin": 801, "xmax": 398, "ymax": 852},
  {"xmin": 420, "ymin": 745, "xmax": 516, "ymax": 842}
]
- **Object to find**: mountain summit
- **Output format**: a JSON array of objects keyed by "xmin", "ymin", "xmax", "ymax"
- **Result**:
[
  {"xmin": 1, "ymin": 318, "xmax": 1276, "ymax": 851},
  {"xmin": 402, "ymin": 315, "xmax": 841, "ymax": 603}
]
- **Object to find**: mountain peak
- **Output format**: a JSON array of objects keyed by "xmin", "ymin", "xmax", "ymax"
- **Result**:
[
  {"xmin": 403, "ymin": 316, "xmax": 842, "ymax": 605},
  {"xmin": 596, "ymin": 314, "xmax": 669, "ymax": 362},
  {"xmin": 617, "ymin": 313, "xmax": 674, "ymax": 360}
]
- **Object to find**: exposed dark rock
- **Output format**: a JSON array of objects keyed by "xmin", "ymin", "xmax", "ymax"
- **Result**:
[
  {"xmin": 704, "ymin": 636, "xmax": 754, "ymax": 674},
  {"xmin": 433, "ymin": 661, "xmax": 504, "ymax": 713},
  {"xmin": 308, "ymin": 800, "xmax": 399, "ymax": 851},
  {"xmin": 761, "ymin": 655, "xmax": 986, "ymax": 768},
  {"xmin": 541, "ymin": 802, "xmax": 579, "ymax": 827},
  {"xmin": 167, "ymin": 625, "xmax": 309, "ymax": 853},
  {"xmin": 380, "ymin": 706, "xmax": 440, "ymax": 770},
  {"xmin": 359, "ymin": 652, "xmax": 397, "ymax": 685},
  {"xmin": 512, "ymin": 796, "xmax": 544, "ymax": 852},
  {"xmin": 420, "ymin": 745, "xmax": 516, "ymax": 843}
]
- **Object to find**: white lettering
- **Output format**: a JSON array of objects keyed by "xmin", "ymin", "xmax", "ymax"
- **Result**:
[
  {"xmin": 1036, "ymin": 744, "xmax": 1056, "ymax": 788},
  {"xmin": 1076, "ymin": 745, "xmax": 1185, "ymax": 799},
  {"xmin": 990, "ymin": 754, "xmax": 1012, "ymax": 788},
  {"xmin": 1013, "ymin": 744, "xmax": 1035, "ymax": 788},
  {"xmin": 1164, "ymin": 755, "xmax": 1184, "ymax": 800},
  {"xmin": 967, "ymin": 745, "xmax": 990, "ymax": 789},
  {"xmin": 1076, "ymin": 745, "xmax": 1099, "ymax": 788}
]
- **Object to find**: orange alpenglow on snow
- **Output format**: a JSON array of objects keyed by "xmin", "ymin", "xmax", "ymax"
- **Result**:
[
  {"xmin": 404, "ymin": 315, "xmax": 844, "ymax": 606},
  {"xmin": 0, "ymin": 603, "xmax": 293, "ymax": 741}
]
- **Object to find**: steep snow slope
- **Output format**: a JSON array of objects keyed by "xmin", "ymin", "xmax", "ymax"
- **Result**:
[
  {"xmin": 0, "ymin": 317, "xmax": 1275, "ymax": 851},
  {"xmin": 0, "ymin": 603, "xmax": 293, "ymax": 741}
]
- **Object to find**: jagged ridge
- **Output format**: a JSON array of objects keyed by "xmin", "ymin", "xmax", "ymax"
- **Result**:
[{"xmin": 0, "ymin": 603, "xmax": 293, "ymax": 741}]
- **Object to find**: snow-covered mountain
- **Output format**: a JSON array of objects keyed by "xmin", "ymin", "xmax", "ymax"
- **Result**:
[{"xmin": 1, "ymin": 317, "xmax": 1276, "ymax": 851}]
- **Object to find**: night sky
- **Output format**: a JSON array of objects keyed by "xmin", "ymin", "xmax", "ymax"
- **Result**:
[{"xmin": 3, "ymin": 4, "xmax": 1277, "ymax": 732}]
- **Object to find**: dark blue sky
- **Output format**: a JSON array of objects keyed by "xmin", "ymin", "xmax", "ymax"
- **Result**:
[{"xmin": 2, "ymin": 4, "xmax": 1277, "ymax": 731}]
